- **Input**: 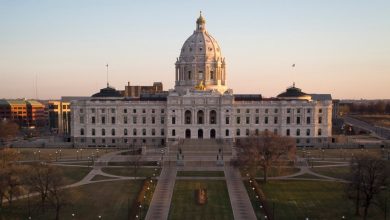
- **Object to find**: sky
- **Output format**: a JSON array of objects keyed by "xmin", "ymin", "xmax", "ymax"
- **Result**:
[{"xmin": 0, "ymin": 0, "xmax": 389, "ymax": 100}]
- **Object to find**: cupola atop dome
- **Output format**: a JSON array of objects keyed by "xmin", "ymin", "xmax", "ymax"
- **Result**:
[
  {"xmin": 174, "ymin": 13, "xmax": 228, "ymax": 94},
  {"xmin": 196, "ymin": 11, "xmax": 206, "ymax": 31}
]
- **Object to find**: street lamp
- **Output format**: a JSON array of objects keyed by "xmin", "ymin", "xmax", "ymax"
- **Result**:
[
  {"xmin": 322, "ymin": 149, "xmax": 325, "ymax": 160},
  {"xmin": 76, "ymin": 150, "xmax": 79, "ymax": 160}
]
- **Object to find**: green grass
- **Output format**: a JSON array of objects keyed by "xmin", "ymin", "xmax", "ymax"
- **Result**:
[
  {"xmin": 18, "ymin": 148, "xmax": 116, "ymax": 161},
  {"xmin": 311, "ymin": 166, "xmax": 351, "ymax": 180},
  {"xmin": 241, "ymin": 166, "xmax": 300, "ymax": 178},
  {"xmin": 1, "ymin": 180, "xmax": 142, "ymax": 220},
  {"xmin": 169, "ymin": 180, "xmax": 234, "ymax": 220},
  {"xmin": 247, "ymin": 180, "xmax": 385, "ymax": 220},
  {"xmin": 90, "ymin": 175, "xmax": 117, "ymax": 181},
  {"xmin": 101, "ymin": 167, "xmax": 161, "ymax": 177},
  {"xmin": 290, "ymin": 173, "xmax": 323, "ymax": 179},
  {"xmin": 177, "ymin": 171, "xmax": 225, "ymax": 177},
  {"xmin": 55, "ymin": 166, "xmax": 92, "ymax": 185}
]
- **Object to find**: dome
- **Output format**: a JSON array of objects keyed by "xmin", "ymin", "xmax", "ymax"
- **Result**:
[
  {"xmin": 92, "ymin": 86, "xmax": 122, "ymax": 98},
  {"xmin": 179, "ymin": 14, "xmax": 222, "ymax": 63},
  {"xmin": 174, "ymin": 12, "xmax": 227, "ymax": 94},
  {"xmin": 277, "ymin": 84, "xmax": 312, "ymax": 101}
]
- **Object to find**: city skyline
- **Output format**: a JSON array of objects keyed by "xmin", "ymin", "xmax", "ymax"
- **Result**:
[{"xmin": 1, "ymin": 0, "xmax": 389, "ymax": 100}]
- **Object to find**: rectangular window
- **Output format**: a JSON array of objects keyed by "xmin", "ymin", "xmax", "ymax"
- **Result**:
[
  {"xmin": 274, "ymin": 109, "xmax": 278, "ymax": 113},
  {"xmin": 319, "ymin": 108, "xmax": 323, "ymax": 113},
  {"xmin": 255, "ymin": 109, "xmax": 259, "ymax": 113},
  {"xmin": 161, "ymin": 129, "xmax": 165, "ymax": 136},
  {"xmin": 111, "ymin": 117, "xmax": 116, "ymax": 124},
  {"xmin": 286, "ymin": 129, "xmax": 290, "ymax": 136},
  {"xmin": 255, "ymin": 117, "xmax": 259, "ymax": 124},
  {"xmin": 264, "ymin": 116, "xmax": 268, "ymax": 124},
  {"xmin": 297, "ymin": 108, "xmax": 301, "ymax": 114},
  {"xmin": 265, "ymin": 109, "xmax": 269, "ymax": 114},
  {"xmin": 80, "ymin": 116, "xmax": 84, "ymax": 124},
  {"xmin": 101, "ymin": 116, "xmax": 105, "ymax": 124},
  {"xmin": 236, "ymin": 117, "xmax": 241, "ymax": 124},
  {"xmin": 124, "ymin": 116, "xmax": 128, "ymax": 124},
  {"xmin": 246, "ymin": 117, "xmax": 250, "ymax": 124},
  {"xmin": 287, "ymin": 117, "xmax": 291, "ymax": 124},
  {"xmin": 225, "ymin": 117, "xmax": 230, "ymax": 124},
  {"xmin": 142, "ymin": 117, "xmax": 146, "ymax": 124},
  {"xmin": 172, "ymin": 129, "xmax": 176, "ymax": 136},
  {"xmin": 307, "ymin": 109, "xmax": 311, "ymax": 113},
  {"xmin": 287, "ymin": 108, "xmax": 291, "ymax": 113},
  {"xmin": 91, "ymin": 108, "xmax": 95, "ymax": 113},
  {"xmin": 274, "ymin": 117, "xmax": 278, "ymax": 124},
  {"xmin": 123, "ymin": 109, "xmax": 127, "ymax": 113},
  {"xmin": 172, "ymin": 117, "xmax": 176, "ymax": 125},
  {"xmin": 246, "ymin": 109, "xmax": 250, "ymax": 113},
  {"xmin": 152, "ymin": 129, "xmax": 155, "ymax": 136},
  {"xmin": 161, "ymin": 109, "xmax": 165, "ymax": 114},
  {"xmin": 111, "ymin": 108, "xmax": 115, "ymax": 113},
  {"xmin": 161, "ymin": 117, "xmax": 165, "ymax": 124},
  {"xmin": 152, "ymin": 109, "xmax": 155, "ymax": 114},
  {"xmin": 133, "ymin": 116, "xmax": 137, "ymax": 124},
  {"xmin": 142, "ymin": 109, "xmax": 146, "ymax": 114},
  {"xmin": 91, "ymin": 116, "xmax": 96, "ymax": 124},
  {"xmin": 237, "ymin": 109, "xmax": 240, "ymax": 113},
  {"xmin": 318, "ymin": 129, "xmax": 322, "ymax": 136},
  {"xmin": 306, "ymin": 129, "xmax": 310, "ymax": 136},
  {"xmin": 306, "ymin": 117, "xmax": 311, "ymax": 124},
  {"xmin": 319, "ymin": 117, "xmax": 322, "ymax": 124},
  {"xmin": 101, "ymin": 108, "xmax": 105, "ymax": 113},
  {"xmin": 296, "ymin": 117, "xmax": 301, "ymax": 125},
  {"xmin": 133, "ymin": 109, "xmax": 137, "ymax": 113},
  {"xmin": 152, "ymin": 117, "xmax": 155, "ymax": 124},
  {"xmin": 102, "ymin": 129, "xmax": 105, "ymax": 136}
]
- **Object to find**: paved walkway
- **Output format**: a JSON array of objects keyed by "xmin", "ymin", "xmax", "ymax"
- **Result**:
[
  {"xmin": 224, "ymin": 165, "xmax": 257, "ymax": 220},
  {"xmin": 145, "ymin": 166, "xmax": 177, "ymax": 220}
]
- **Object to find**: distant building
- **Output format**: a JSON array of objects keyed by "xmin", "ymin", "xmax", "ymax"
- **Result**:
[
  {"xmin": 0, "ymin": 99, "xmax": 46, "ymax": 127},
  {"xmin": 48, "ymin": 101, "xmax": 71, "ymax": 135},
  {"xmin": 121, "ymin": 82, "xmax": 164, "ymax": 98}
]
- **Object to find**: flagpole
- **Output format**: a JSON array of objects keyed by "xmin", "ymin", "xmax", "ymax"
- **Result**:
[{"xmin": 106, "ymin": 64, "xmax": 109, "ymax": 87}]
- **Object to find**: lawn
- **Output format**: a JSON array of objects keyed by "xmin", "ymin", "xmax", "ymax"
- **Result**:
[
  {"xmin": 1, "ymin": 180, "xmax": 142, "ymax": 220},
  {"xmin": 311, "ymin": 166, "xmax": 351, "ymax": 180},
  {"xmin": 55, "ymin": 165, "xmax": 92, "ymax": 185},
  {"xmin": 177, "ymin": 171, "xmax": 225, "ymax": 177},
  {"xmin": 298, "ymin": 148, "xmax": 383, "ymax": 159},
  {"xmin": 247, "ymin": 180, "xmax": 385, "ymax": 220},
  {"xmin": 169, "ymin": 180, "xmax": 234, "ymax": 220},
  {"xmin": 17, "ymin": 148, "xmax": 116, "ymax": 161},
  {"xmin": 241, "ymin": 166, "xmax": 300, "ymax": 178},
  {"xmin": 101, "ymin": 167, "xmax": 161, "ymax": 177}
]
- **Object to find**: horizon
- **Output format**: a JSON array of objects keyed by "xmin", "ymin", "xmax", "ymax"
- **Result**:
[{"xmin": 1, "ymin": 0, "xmax": 389, "ymax": 100}]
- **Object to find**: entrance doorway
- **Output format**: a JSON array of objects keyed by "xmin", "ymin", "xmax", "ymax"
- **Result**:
[
  {"xmin": 210, "ymin": 129, "xmax": 216, "ymax": 139},
  {"xmin": 185, "ymin": 129, "xmax": 191, "ymax": 139},
  {"xmin": 198, "ymin": 129, "xmax": 203, "ymax": 139}
]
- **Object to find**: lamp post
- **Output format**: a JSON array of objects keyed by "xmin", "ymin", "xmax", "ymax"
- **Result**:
[
  {"xmin": 322, "ymin": 149, "xmax": 325, "ymax": 160},
  {"xmin": 59, "ymin": 149, "xmax": 62, "ymax": 159},
  {"xmin": 55, "ymin": 151, "xmax": 58, "ymax": 161},
  {"xmin": 38, "ymin": 150, "xmax": 41, "ymax": 161},
  {"xmin": 76, "ymin": 150, "xmax": 79, "ymax": 160}
]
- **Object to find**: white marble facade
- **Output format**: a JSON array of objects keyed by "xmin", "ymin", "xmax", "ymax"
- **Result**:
[{"xmin": 71, "ymin": 14, "xmax": 332, "ymax": 147}]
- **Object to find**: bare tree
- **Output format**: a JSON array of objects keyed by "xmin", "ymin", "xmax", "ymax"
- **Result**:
[
  {"xmin": 347, "ymin": 155, "xmax": 387, "ymax": 220},
  {"xmin": 0, "ymin": 120, "xmax": 19, "ymax": 146},
  {"xmin": 236, "ymin": 131, "xmax": 296, "ymax": 183},
  {"xmin": 47, "ymin": 167, "xmax": 68, "ymax": 220},
  {"xmin": 26, "ymin": 162, "xmax": 57, "ymax": 213},
  {"xmin": 0, "ymin": 148, "xmax": 22, "ymax": 207}
]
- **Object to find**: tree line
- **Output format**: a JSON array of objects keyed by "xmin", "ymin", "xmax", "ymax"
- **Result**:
[
  {"xmin": 0, "ymin": 148, "xmax": 71, "ymax": 220},
  {"xmin": 341, "ymin": 101, "xmax": 390, "ymax": 115}
]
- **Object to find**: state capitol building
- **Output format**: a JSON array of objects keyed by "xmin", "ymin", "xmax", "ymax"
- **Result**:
[{"xmin": 70, "ymin": 14, "xmax": 332, "ymax": 148}]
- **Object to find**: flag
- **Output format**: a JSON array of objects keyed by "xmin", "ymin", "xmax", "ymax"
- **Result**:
[{"xmin": 292, "ymin": 64, "xmax": 295, "ymax": 67}]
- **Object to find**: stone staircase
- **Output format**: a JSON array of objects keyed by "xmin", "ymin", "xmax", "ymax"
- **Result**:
[{"xmin": 167, "ymin": 139, "xmax": 232, "ymax": 167}]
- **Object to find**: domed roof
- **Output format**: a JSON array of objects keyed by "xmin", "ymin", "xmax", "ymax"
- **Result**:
[
  {"xmin": 92, "ymin": 86, "xmax": 122, "ymax": 98},
  {"xmin": 179, "ymin": 12, "xmax": 222, "ymax": 63},
  {"xmin": 277, "ymin": 84, "xmax": 312, "ymax": 100}
]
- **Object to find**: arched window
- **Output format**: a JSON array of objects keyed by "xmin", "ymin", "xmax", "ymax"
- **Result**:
[
  {"xmin": 209, "ymin": 110, "xmax": 217, "ymax": 124},
  {"xmin": 318, "ymin": 129, "xmax": 322, "ymax": 136},
  {"xmin": 286, "ymin": 129, "xmax": 290, "ymax": 136},
  {"xmin": 111, "ymin": 129, "xmax": 115, "ymax": 136},
  {"xmin": 197, "ymin": 110, "xmax": 204, "ymax": 124},
  {"xmin": 210, "ymin": 71, "xmax": 215, "ymax": 80},
  {"xmin": 124, "ymin": 128, "xmax": 128, "ymax": 136},
  {"xmin": 80, "ymin": 128, "xmax": 84, "ymax": 136},
  {"xmin": 185, "ymin": 110, "xmax": 192, "ymax": 124},
  {"xmin": 306, "ymin": 129, "xmax": 310, "ymax": 136}
]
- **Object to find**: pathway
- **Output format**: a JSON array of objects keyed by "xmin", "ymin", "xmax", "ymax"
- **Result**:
[
  {"xmin": 145, "ymin": 166, "xmax": 177, "ymax": 220},
  {"xmin": 224, "ymin": 165, "xmax": 257, "ymax": 220}
]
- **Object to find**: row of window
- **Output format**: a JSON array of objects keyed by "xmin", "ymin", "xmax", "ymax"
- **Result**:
[
  {"xmin": 167, "ymin": 128, "xmax": 323, "ymax": 137},
  {"xmin": 80, "ymin": 108, "xmax": 165, "ymax": 114},
  {"xmin": 80, "ymin": 116, "xmax": 165, "ymax": 125},
  {"xmin": 235, "ymin": 108, "xmax": 323, "ymax": 114},
  {"xmin": 80, "ymin": 128, "xmax": 165, "ymax": 136}
]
